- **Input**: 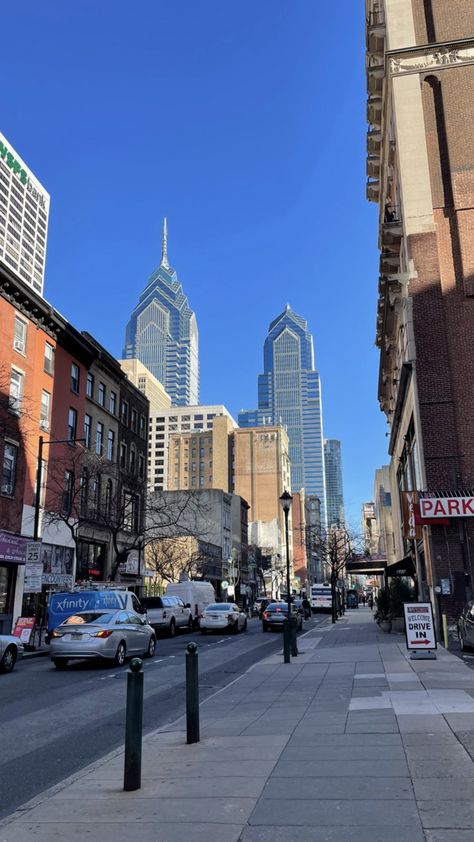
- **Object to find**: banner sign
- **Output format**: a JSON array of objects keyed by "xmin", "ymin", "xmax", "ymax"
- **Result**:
[
  {"xmin": 401, "ymin": 492, "xmax": 423, "ymax": 540},
  {"xmin": 24, "ymin": 562, "xmax": 43, "ymax": 593},
  {"xmin": 13, "ymin": 617, "xmax": 35, "ymax": 644},
  {"xmin": 0, "ymin": 531, "xmax": 28, "ymax": 563},
  {"xmin": 42, "ymin": 573, "xmax": 74, "ymax": 588},
  {"xmin": 403, "ymin": 602, "xmax": 437, "ymax": 650},
  {"xmin": 420, "ymin": 496, "xmax": 474, "ymax": 519}
]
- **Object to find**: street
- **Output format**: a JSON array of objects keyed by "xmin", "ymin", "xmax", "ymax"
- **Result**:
[{"xmin": 0, "ymin": 615, "xmax": 327, "ymax": 820}]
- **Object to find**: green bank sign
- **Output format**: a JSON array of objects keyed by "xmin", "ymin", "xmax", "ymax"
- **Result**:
[{"xmin": 0, "ymin": 139, "xmax": 28, "ymax": 185}]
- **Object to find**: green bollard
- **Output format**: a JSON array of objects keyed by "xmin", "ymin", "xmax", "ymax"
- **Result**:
[
  {"xmin": 283, "ymin": 618, "xmax": 291, "ymax": 663},
  {"xmin": 186, "ymin": 642, "xmax": 200, "ymax": 744},
  {"xmin": 124, "ymin": 657, "xmax": 144, "ymax": 791},
  {"xmin": 291, "ymin": 616, "xmax": 298, "ymax": 657}
]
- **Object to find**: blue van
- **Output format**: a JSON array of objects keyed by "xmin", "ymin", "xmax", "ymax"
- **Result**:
[{"xmin": 47, "ymin": 589, "xmax": 144, "ymax": 634}]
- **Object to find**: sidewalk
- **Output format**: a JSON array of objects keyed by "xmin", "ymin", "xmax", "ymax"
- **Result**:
[{"xmin": 3, "ymin": 609, "xmax": 474, "ymax": 841}]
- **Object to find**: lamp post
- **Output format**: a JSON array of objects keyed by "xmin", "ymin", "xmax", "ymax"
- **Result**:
[{"xmin": 280, "ymin": 489, "xmax": 297, "ymax": 661}]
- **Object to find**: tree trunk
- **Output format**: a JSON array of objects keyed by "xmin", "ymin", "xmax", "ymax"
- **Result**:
[{"xmin": 331, "ymin": 574, "xmax": 337, "ymax": 624}]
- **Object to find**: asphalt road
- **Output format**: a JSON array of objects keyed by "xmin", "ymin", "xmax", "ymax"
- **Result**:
[{"xmin": 0, "ymin": 615, "xmax": 327, "ymax": 820}]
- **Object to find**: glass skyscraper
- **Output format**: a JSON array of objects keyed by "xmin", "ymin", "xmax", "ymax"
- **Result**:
[
  {"xmin": 239, "ymin": 305, "xmax": 327, "ymax": 525},
  {"xmin": 123, "ymin": 220, "xmax": 199, "ymax": 406},
  {"xmin": 324, "ymin": 439, "xmax": 345, "ymax": 528}
]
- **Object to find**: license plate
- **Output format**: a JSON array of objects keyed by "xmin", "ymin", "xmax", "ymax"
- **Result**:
[{"xmin": 71, "ymin": 633, "xmax": 82, "ymax": 639}]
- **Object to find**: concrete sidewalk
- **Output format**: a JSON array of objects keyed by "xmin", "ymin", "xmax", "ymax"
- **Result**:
[{"xmin": 3, "ymin": 609, "xmax": 474, "ymax": 841}]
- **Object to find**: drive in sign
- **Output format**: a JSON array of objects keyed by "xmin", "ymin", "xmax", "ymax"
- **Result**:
[{"xmin": 403, "ymin": 602, "xmax": 437, "ymax": 650}]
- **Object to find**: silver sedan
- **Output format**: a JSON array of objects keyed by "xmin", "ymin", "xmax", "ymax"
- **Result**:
[
  {"xmin": 49, "ymin": 609, "xmax": 156, "ymax": 669},
  {"xmin": 200, "ymin": 603, "xmax": 248, "ymax": 634},
  {"xmin": 0, "ymin": 635, "xmax": 24, "ymax": 673}
]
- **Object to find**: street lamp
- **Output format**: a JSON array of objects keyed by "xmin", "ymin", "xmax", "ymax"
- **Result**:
[{"xmin": 279, "ymin": 489, "xmax": 297, "ymax": 661}]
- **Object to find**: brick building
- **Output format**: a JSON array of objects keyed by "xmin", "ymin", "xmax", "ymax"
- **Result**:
[{"xmin": 366, "ymin": 0, "xmax": 474, "ymax": 620}]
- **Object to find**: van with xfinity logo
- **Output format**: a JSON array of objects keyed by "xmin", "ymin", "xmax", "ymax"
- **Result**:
[{"xmin": 47, "ymin": 589, "xmax": 145, "ymax": 635}]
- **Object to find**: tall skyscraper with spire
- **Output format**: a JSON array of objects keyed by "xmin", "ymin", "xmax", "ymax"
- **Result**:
[
  {"xmin": 123, "ymin": 220, "xmax": 199, "ymax": 406},
  {"xmin": 239, "ymin": 305, "xmax": 327, "ymax": 526}
]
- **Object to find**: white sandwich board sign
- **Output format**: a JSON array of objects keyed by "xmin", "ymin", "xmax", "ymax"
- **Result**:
[{"xmin": 403, "ymin": 602, "xmax": 437, "ymax": 652}]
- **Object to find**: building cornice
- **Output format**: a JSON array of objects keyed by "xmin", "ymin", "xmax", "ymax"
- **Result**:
[{"xmin": 387, "ymin": 38, "xmax": 474, "ymax": 78}]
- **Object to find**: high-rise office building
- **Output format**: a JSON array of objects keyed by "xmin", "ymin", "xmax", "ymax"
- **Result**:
[
  {"xmin": 0, "ymin": 132, "xmax": 50, "ymax": 296},
  {"xmin": 239, "ymin": 305, "xmax": 327, "ymax": 525},
  {"xmin": 123, "ymin": 219, "xmax": 199, "ymax": 406},
  {"xmin": 324, "ymin": 439, "xmax": 345, "ymax": 528}
]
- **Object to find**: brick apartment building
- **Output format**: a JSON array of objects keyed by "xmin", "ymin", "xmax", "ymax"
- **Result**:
[{"xmin": 366, "ymin": 0, "xmax": 474, "ymax": 621}]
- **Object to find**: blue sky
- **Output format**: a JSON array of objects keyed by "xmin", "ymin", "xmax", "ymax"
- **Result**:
[{"xmin": 3, "ymin": 0, "xmax": 388, "ymax": 526}]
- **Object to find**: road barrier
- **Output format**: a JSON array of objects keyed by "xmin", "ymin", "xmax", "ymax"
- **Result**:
[
  {"xmin": 186, "ymin": 642, "xmax": 200, "ymax": 744},
  {"xmin": 124, "ymin": 657, "xmax": 144, "ymax": 791}
]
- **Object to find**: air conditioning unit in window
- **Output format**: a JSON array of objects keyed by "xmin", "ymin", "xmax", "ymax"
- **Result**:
[
  {"xmin": 40, "ymin": 420, "xmax": 49, "ymax": 431},
  {"xmin": 14, "ymin": 340, "xmax": 24, "ymax": 352}
]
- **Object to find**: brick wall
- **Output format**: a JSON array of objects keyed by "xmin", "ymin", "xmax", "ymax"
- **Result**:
[{"xmin": 411, "ymin": 0, "xmax": 474, "ymax": 44}]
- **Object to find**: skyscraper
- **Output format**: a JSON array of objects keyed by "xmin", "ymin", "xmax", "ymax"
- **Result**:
[
  {"xmin": 123, "ymin": 220, "xmax": 199, "ymax": 406},
  {"xmin": 324, "ymin": 439, "xmax": 345, "ymax": 528},
  {"xmin": 239, "ymin": 305, "xmax": 327, "ymax": 525}
]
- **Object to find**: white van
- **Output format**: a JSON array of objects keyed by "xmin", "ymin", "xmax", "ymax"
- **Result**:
[{"xmin": 165, "ymin": 581, "xmax": 215, "ymax": 626}]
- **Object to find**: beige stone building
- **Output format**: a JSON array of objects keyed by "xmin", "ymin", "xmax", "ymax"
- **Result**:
[{"xmin": 119, "ymin": 359, "xmax": 171, "ymax": 412}]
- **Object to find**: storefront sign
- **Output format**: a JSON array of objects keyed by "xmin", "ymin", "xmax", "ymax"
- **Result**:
[
  {"xmin": 24, "ymin": 562, "xmax": 43, "ymax": 593},
  {"xmin": 420, "ymin": 496, "xmax": 474, "ymax": 518},
  {"xmin": 403, "ymin": 602, "xmax": 437, "ymax": 650},
  {"xmin": 401, "ymin": 492, "xmax": 423, "ymax": 540},
  {"xmin": 13, "ymin": 617, "xmax": 35, "ymax": 644},
  {"xmin": 42, "ymin": 573, "xmax": 74, "ymax": 588},
  {"xmin": 0, "ymin": 531, "xmax": 27, "ymax": 563}
]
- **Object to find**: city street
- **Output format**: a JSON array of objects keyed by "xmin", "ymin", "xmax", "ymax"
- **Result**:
[{"xmin": 0, "ymin": 615, "xmax": 327, "ymax": 820}]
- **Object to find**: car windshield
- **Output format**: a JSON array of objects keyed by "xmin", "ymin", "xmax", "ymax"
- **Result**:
[
  {"xmin": 206, "ymin": 604, "xmax": 233, "ymax": 611},
  {"xmin": 62, "ymin": 612, "xmax": 114, "ymax": 625}
]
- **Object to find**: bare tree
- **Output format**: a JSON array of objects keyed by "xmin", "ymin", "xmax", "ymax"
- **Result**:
[{"xmin": 303, "ymin": 522, "xmax": 363, "ymax": 623}]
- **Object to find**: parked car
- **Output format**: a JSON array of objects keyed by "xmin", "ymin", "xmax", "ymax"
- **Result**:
[
  {"xmin": 200, "ymin": 603, "xmax": 248, "ymax": 634},
  {"xmin": 165, "ymin": 581, "xmax": 216, "ymax": 627},
  {"xmin": 47, "ymin": 588, "xmax": 145, "ymax": 635},
  {"xmin": 293, "ymin": 598, "xmax": 311, "ymax": 619},
  {"xmin": 141, "ymin": 595, "xmax": 193, "ymax": 636},
  {"xmin": 0, "ymin": 635, "xmax": 24, "ymax": 673},
  {"xmin": 458, "ymin": 602, "xmax": 474, "ymax": 651},
  {"xmin": 262, "ymin": 602, "xmax": 304, "ymax": 632},
  {"xmin": 49, "ymin": 609, "xmax": 156, "ymax": 669}
]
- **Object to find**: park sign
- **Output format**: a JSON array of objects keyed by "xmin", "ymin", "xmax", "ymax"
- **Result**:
[
  {"xmin": 403, "ymin": 602, "xmax": 437, "ymax": 651},
  {"xmin": 420, "ymin": 496, "xmax": 474, "ymax": 519}
]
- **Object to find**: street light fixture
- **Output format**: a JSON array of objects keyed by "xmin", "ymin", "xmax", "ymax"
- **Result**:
[{"xmin": 279, "ymin": 489, "xmax": 297, "ymax": 661}]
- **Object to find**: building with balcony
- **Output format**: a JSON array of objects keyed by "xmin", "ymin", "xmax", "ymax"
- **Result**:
[{"xmin": 365, "ymin": 0, "xmax": 474, "ymax": 620}]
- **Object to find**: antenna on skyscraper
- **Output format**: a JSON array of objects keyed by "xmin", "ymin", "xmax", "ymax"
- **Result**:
[{"xmin": 161, "ymin": 217, "xmax": 169, "ymax": 269}]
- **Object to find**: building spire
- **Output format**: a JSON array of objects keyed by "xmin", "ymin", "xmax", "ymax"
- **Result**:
[{"xmin": 161, "ymin": 217, "xmax": 169, "ymax": 269}]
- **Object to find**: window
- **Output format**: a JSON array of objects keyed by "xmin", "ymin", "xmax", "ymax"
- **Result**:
[
  {"xmin": 107, "ymin": 429, "xmax": 115, "ymax": 461},
  {"xmin": 98, "ymin": 382, "xmax": 106, "ymax": 406},
  {"xmin": 86, "ymin": 372, "xmax": 94, "ymax": 398},
  {"xmin": 63, "ymin": 470, "xmax": 74, "ymax": 514},
  {"xmin": 13, "ymin": 316, "xmax": 27, "ymax": 353},
  {"xmin": 71, "ymin": 363, "xmax": 80, "ymax": 394},
  {"xmin": 130, "ymin": 446, "xmax": 136, "ymax": 474},
  {"xmin": 40, "ymin": 390, "xmax": 51, "ymax": 430},
  {"xmin": 199, "ymin": 476, "xmax": 204, "ymax": 487},
  {"xmin": 91, "ymin": 475, "xmax": 101, "ymax": 517},
  {"xmin": 96, "ymin": 421, "xmax": 104, "ymax": 456},
  {"xmin": 120, "ymin": 442, "xmax": 127, "ymax": 470},
  {"xmin": 109, "ymin": 391, "xmax": 117, "ymax": 415},
  {"xmin": 68, "ymin": 408, "xmax": 77, "ymax": 443},
  {"xmin": 121, "ymin": 401, "xmax": 129, "ymax": 425},
  {"xmin": 9, "ymin": 369, "xmax": 23, "ymax": 414},
  {"xmin": 138, "ymin": 453, "xmax": 145, "ymax": 479},
  {"xmin": 123, "ymin": 492, "xmax": 138, "ymax": 531},
  {"xmin": 105, "ymin": 479, "xmax": 113, "ymax": 516},
  {"xmin": 1, "ymin": 442, "xmax": 18, "ymax": 495},
  {"xmin": 44, "ymin": 342, "xmax": 54, "ymax": 375},
  {"xmin": 139, "ymin": 415, "xmax": 146, "ymax": 437},
  {"xmin": 84, "ymin": 414, "xmax": 92, "ymax": 449},
  {"xmin": 131, "ymin": 408, "xmax": 137, "ymax": 432}
]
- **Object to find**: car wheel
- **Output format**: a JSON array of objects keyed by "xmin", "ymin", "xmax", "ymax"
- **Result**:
[
  {"xmin": 169, "ymin": 619, "xmax": 176, "ymax": 638},
  {"xmin": 53, "ymin": 658, "xmax": 69, "ymax": 670},
  {"xmin": 460, "ymin": 633, "xmax": 470, "ymax": 652},
  {"xmin": 232, "ymin": 621, "xmax": 239, "ymax": 634},
  {"xmin": 243, "ymin": 618, "xmax": 248, "ymax": 632},
  {"xmin": 115, "ymin": 641, "xmax": 127, "ymax": 666},
  {"xmin": 0, "ymin": 646, "xmax": 16, "ymax": 673},
  {"xmin": 145, "ymin": 636, "xmax": 156, "ymax": 658},
  {"xmin": 201, "ymin": 628, "xmax": 207, "ymax": 635},
  {"xmin": 187, "ymin": 616, "xmax": 193, "ymax": 632},
  {"xmin": 262, "ymin": 622, "xmax": 268, "ymax": 632}
]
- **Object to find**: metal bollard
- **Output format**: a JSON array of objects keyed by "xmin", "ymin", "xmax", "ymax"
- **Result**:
[
  {"xmin": 124, "ymin": 657, "xmax": 144, "ymax": 791},
  {"xmin": 291, "ymin": 616, "xmax": 298, "ymax": 657},
  {"xmin": 283, "ymin": 618, "xmax": 291, "ymax": 663},
  {"xmin": 186, "ymin": 642, "xmax": 200, "ymax": 744}
]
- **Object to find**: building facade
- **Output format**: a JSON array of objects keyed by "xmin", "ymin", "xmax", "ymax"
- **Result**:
[
  {"xmin": 366, "ymin": 0, "xmax": 474, "ymax": 619},
  {"xmin": 373, "ymin": 465, "xmax": 396, "ymax": 565},
  {"xmin": 149, "ymin": 404, "xmax": 237, "ymax": 492},
  {"xmin": 123, "ymin": 219, "xmax": 199, "ymax": 406},
  {"xmin": 119, "ymin": 358, "xmax": 171, "ymax": 412},
  {"xmin": 324, "ymin": 439, "xmax": 345, "ymax": 528},
  {"xmin": 239, "ymin": 304, "xmax": 327, "ymax": 525},
  {"xmin": 0, "ymin": 132, "xmax": 50, "ymax": 297},
  {"xmin": 362, "ymin": 502, "xmax": 378, "ymax": 557}
]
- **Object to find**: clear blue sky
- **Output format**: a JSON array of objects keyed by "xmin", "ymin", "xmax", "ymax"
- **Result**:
[{"xmin": 3, "ymin": 0, "xmax": 388, "ymax": 526}]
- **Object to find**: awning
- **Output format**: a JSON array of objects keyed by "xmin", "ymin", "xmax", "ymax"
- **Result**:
[{"xmin": 386, "ymin": 555, "xmax": 416, "ymax": 578}]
